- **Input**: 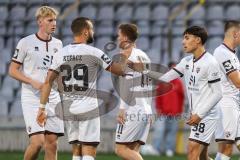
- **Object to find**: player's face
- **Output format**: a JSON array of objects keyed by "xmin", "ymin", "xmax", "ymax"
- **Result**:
[
  {"xmin": 234, "ymin": 27, "xmax": 240, "ymax": 45},
  {"xmin": 117, "ymin": 29, "xmax": 128, "ymax": 49},
  {"xmin": 86, "ymin": 21, "xmax": 94, "ymax": 44},
  {"xmin": 38, "ymin": 15, "xmax": 57, "ymax": 35},
  {"xmin": 182, "ymin": 34, "xmax": 199, "ymax": 53}
]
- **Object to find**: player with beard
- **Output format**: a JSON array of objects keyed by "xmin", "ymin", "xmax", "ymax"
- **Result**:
[{"xmin": 36, "ymin": 17, "xmax": 139, "ymax": 160}]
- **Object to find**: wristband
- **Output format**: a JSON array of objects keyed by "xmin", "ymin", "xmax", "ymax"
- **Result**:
[{"xmin": 39, "ymin": 104, "xmax": 46, "ymax": 109}]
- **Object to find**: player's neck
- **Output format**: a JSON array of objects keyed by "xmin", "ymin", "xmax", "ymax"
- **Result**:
[
  {"xmin": 36, "ymin": 31, "xmax": 51, "ymax": 41},
  {"xmin": 223, "ymin": 38, "xmax": 236, "ymax": 51},
  {"xmin": 73, "ymin": 36, "xmax": 86, "ymax": 44},
  {"xmin": 193, "ymin": 46, "xmax": 205, "ymax": 60}
]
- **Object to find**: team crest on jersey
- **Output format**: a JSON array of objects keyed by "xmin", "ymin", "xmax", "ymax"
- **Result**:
[
  {"xmin": 53, "ymin": 48, "xmax": 58, "ymax": 53},
  {"xmin": 101, "ymin": 54, "xmax": 111, "ymax": 64},
  {"xmin": 225, "ymin": 131, "xmax": 231, "ymax": 138},
  {"xmin": 28, "ymin": 126, "xmax": 31, "ymax": 133},
  {"xmin": 222, "ymin": 60, "xmax": 234, "ymax": 72},
  {"xmin": 13, "ymin": 48, "xmax": 19, "ymax": 59},
  {"xmin": 185, "ymin": 65, "xmax": 189, "ymax": 70},
  {"xmin": 196, "ymin": 67, "xmax": 200, "ymax": 73},
  {"xmin": 35, "ymin": 46, "xmax": 39, "ymax": 51}
]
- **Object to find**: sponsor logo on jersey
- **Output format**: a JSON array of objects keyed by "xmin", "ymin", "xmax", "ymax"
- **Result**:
[
  {"xmin": 185, "ymin": 65, "xmax": 189, "ymax": 70},
  {"xmin": 43, "ymin": 55, "xmax": 53, "ymax": 66},
  {"xmin": 101, "ymin": 54, "xmax": 111, "ymax": 64},
  {"xmin": 223, "ymin": 60, "xmax": 234, "ymax": 73}
]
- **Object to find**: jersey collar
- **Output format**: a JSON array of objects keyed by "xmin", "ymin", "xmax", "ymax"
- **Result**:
[
  {"xmin": 193, "ymin": 51, "xmax": 206, "ymax": 63},
  {"xmin": 35, "ymin": 33, "xmax": 52, "ymax": 42},
  {"xmin": 222, "ymin": 43, "xmax": 236, "ymax": 54}
]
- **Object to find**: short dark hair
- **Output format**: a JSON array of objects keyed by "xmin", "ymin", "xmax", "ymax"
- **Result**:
[
  {"xmin": 71, "ymin": 17, "xmax": 91, "ymax": 36},
  {"xmin": 118, "ymin": 23, "xmax": 138, "ymax": 42},
  {"xmin": 224, "ymin": 20, "xmax": 240, "ymax": 33},
  {"xmin": 183, "ymin": 26, "xmax": 208, "ymax": 45}
]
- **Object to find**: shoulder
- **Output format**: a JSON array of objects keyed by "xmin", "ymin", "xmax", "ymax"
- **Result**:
[
  {"xmin": 205, "ymin": 52, "xmax": 219, "ymax": 68},
  {"xmin": 213, "ymin": 45, "xmax": 229, "ymax": 57},
  {"xmin": 132, "ymin": 48, "xmax": 151, "ymax": 62},
  {"xmin": 52, "ymin": 37, "xmax": 62, "ymax": 43},
  {"xmin": 87, "ymin": 45, "xmax": 104, "ymax": 55},
  {"xmin": 181, "ymin": 55, "xmax": 193, "ymax": 63}
]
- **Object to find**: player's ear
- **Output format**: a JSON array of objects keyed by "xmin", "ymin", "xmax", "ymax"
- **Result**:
[
  {"xmin": 37, "ymin": 18, "xmax": 42, "ymax": 26},
  {"xmin": 196, "ymin": 37, "xmax": 201, "ymax": 44}
]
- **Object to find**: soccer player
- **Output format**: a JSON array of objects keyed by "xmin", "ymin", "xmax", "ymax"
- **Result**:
[
  {"xmin": 36, "ymin": 17, "xmax": 136, "ymax": 160},
  {"xmin": 153, "ymin": 26, "xmax": 222, "ymax": 160},
  {"xmin": 213, "ymin": 20, "xmax": 240, "ymax": 160},
  {"xmin": 114, "ymin": 24, "xmax": 152, "ymax": 160},
  {"xmin": 8, "ymin": 6, "xmax": 64, "ymax": 160}
]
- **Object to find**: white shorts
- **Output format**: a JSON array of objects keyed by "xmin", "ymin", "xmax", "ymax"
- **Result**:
[
  {"xmin": 22, "ymin": 100, "xmax": 64, "ymax": 136},
  {"xmin": 189, "ymin": 117, "xmax": 218, "ymax": 146},
  {"xmin": 115, "ymin": 106, "xmax": 151, "ymax": 145},
  {"xmin": 215, "ymin": 98, "xmax": 240, "ymax": 142},
  {"xmin": 65, "ymin": 117, "xmax": 100, "ymax": 145}
]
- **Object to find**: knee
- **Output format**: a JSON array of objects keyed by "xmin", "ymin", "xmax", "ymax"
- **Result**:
[
  {"xmin": 45, "ymin": 140, "xmax": 58, "ymax": 151},
  {"xmin": 30, "ymin": 141, "xmax": 44, "ymax": 151}
]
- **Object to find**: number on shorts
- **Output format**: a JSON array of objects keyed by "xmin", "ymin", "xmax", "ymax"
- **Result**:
[
  {"xmin": 117, "ymin": 124, "xmax": 123, "ymax": 134},
  {"xmin": 191, "ymin": 123, "xmax": 205, "ymax": 133}
]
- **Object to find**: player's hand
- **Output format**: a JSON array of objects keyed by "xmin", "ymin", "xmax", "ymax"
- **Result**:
[
  {"xmin": 186, "ymin": 114, "xmax": 201, "ymax": 126},
  {"xmin": 120, "ymin": 41, "xmax": 134, "ymax": 58},
  {"xmin": 117, "ymin": 109, "xmax": 126, "ymax": 125},
  {"xmin": 30, "ymin": 79, "xmax": 43, "ymax": 90},
  {"xmin": 36, "ymin": 108, "xmax": 47, "ymax": 127}
]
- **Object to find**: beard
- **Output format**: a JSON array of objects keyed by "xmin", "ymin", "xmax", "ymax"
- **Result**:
[{"xmin": 87, "ymin": 35, "xmax": 94, "ymax": 44}]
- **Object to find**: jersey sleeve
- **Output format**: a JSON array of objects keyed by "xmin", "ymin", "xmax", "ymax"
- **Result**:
[
  {"xmin": 207, "ymin": 60, "xmax": 221, "ymax": 83},
  {"xmin": 12, "ymin": 38, "xmax": 27, "ymax": 64},
  {"xmin": 215, "ymin": 51, "xmax": 237, "ymax": 76},
  {"xmin": 49, "ymin": 53, "xmax": 61, "ymax": 74},
  {"xmin": 173, "ymin": 58, "xmax": 186, "ymax": 77},
  {"xmin": 95, "ymin": 49, "xmax": 113, "ymax": 70}
]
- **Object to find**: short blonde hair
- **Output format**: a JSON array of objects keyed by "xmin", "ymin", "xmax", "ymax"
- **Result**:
[{"xmin": 35, "ymin": 6, "xmax": 59, "ymax": 20}]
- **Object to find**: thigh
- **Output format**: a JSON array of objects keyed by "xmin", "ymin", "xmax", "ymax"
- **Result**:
[
  {"xmin": 215, "ymin": 107, "xmax": 239, "ymax": 142},
  {"xmin": 78, "ymin": 117, "xmax": 100, "ymax": 144},
  {"xmin": 115, "ymin": 113, "xmax": 150, "ymax": 145},
  {"xmin": 45, "ymin": 102, "xmax": 64, "ymax": 136},
  {"xmin": 22, "ymin": 102, "xmax": 45, "ymax": 135}
]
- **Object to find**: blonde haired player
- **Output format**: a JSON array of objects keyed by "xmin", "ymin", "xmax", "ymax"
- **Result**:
[{"xmin": 9, "ymin": 6, "xmax": 64, "ymax": 160}]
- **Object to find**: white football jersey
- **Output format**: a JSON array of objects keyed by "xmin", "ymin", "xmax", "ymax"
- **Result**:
[
  {"xmin": 50, "ymin": 43, "xmax": 112, "ymax": 113},
  {"xmin": 213, "ymin": 43, "xmax": 240, "ymax": 104},
  {"xmin": 119, "ymin": 48, "xmax": 152, "ymax": 114},
  {"xmin": 174, "ymin": 52, "xmax": 221, "ymax": 119},
  {"xmin": 12, "ymin": 34, "xmax": 62, "ymax": 103}
]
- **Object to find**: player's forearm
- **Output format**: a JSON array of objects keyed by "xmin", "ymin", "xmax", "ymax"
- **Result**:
[
  {"xmin": 40, "ymin": 82, "xmax": 52, "ymax": 105},
  {"xmin": 158, "ymin": 69, "xmax": 181, "ymax": 82},
  {"xmin": 195, "ymin": 82, "xmax": 222, "ymax": 118},
  {"xmin": 8, "ymin": 67, "xmax": 31, "ymax": 85}
]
